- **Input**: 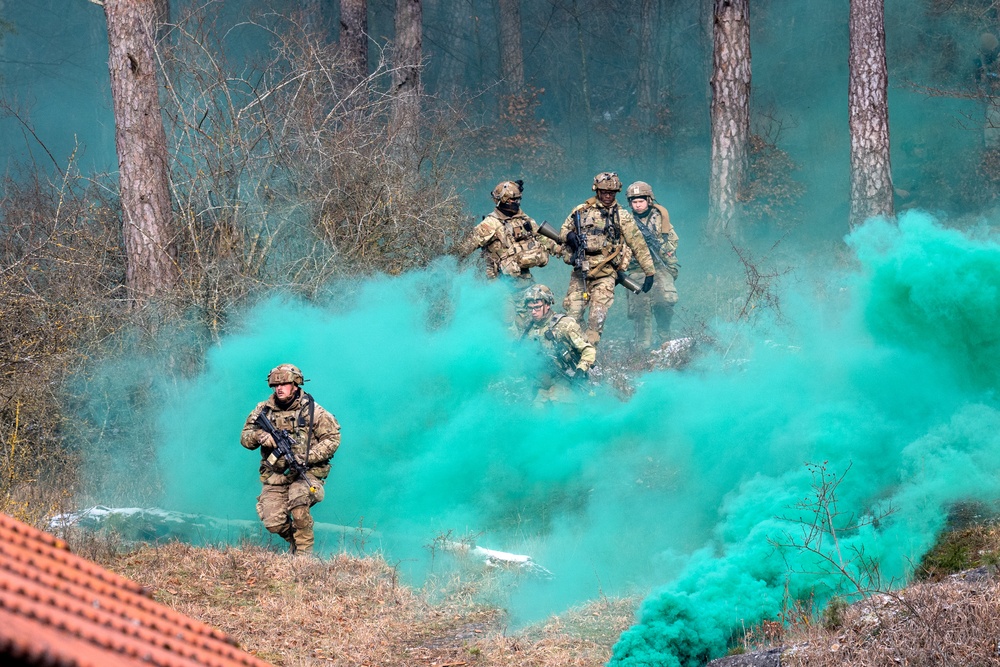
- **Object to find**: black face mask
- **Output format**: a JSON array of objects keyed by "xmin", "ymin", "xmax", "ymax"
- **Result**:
[{"xmin": 498, "ymin": 200, "xmax": 520, "ymax": 216}]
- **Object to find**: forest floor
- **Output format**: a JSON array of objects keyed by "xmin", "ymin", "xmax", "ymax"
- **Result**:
[{"xmin": 84, "ymin": 540, "xmax": 635, "ymax": 667}]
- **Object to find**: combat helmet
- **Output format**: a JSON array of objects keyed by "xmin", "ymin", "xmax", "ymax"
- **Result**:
[
  {"xmin": 523, "ymin": 284, "xmax": 555, "ymax": 305},
  {"xmin": 626, "ymin": 181, "xmax": 654, "ymax": 200},
  {"xmin": 491, "ymin": 179, "xmax": 524, "ymax": 204},
  {"xmin": 592, "ymin": 171, "xmax": 622, "ymax": 192},
  {"xmin": 267, "ymin": 363, "xmax": 304, "ymax": 387}
]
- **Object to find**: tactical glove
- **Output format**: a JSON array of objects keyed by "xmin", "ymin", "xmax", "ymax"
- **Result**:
[
  {"xmin": 642, "ymin": 274, "xmax": 655, "ymax": 293},
  {"xmin": 256, "ymin": 430, "xmax": 276, "ymax": 449},
  {"xmin": 565, "ymin": 231, "xmax": 580, "ymax": 250}
]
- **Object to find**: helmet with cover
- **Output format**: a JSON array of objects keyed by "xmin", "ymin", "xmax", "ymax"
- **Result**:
[
  {"xmin": 491, "ymin": 179, "xmax": 524, "ymax": 204},
  {"xmin": 592, "ymin": 171, "xmax": 622, "ymax": 192},
  {"xmin": 522, "ymin": 284, "xmax": 555, "ymax": 305},
  {"xmin": 626, "ymin": 180, "xmax": 654, "ymax": 200},
  {"xmin": 267, "ymin": 363, "xmax": 304, "ymax": 387}
]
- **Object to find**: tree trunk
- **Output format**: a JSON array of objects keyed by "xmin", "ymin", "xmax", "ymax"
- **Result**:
[
  {"xmin": 104, "ymin": 0, "xmax": 179, "ymax": 303},
  {"xmin": 570, "ymin": 0, "xmax": 593, "ymax": 155},
  {"xmin": 390, "ymin": 0, "xmax": 422, "ymax": 153},
  {"xmin": 636, "ymin": 0, "xmax": 655, "ymax": 128},
  {"xmin": 302, "ymin": 0, "xmax": 328, "ymax": 35},
  {"xmin": 497, "ymin": 0, "xmax": 524, "ymax": 96},
  {"xmin": 849, "ymin": 0, "xmax": 893, "ymax": 228},
  {"xmin": 340, "ymin": 0, "xmax": 368, "ymax": 91},
  {"xmin": 708, "ymin": 0, "xmax": 751, "ymax": 239}
]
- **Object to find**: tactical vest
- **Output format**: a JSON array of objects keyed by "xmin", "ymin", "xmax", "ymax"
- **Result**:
[
  {"xmin": 485, "ymin": 214, "xmax": 548, "ymax": 277},
  {"xmin": 526, "ymin": 314, "xmax": 580, "ymax": 374},
  {"xmin": 576, "ymin": 204, "xmax": 623, "ymax": 255},
  {"xmin": 259, "ymin": 394, "xmax": 330, "ymax": 482}
]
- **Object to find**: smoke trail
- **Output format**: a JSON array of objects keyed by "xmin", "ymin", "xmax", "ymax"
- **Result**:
[{"xmin": 609, "ymin": 211, "xmax": 1000, "ymax": 665}]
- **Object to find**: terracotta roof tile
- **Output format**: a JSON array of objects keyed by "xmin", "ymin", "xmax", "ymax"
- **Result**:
[{"xmin": 0, "ymin": 513, "xmax": 273, "ymax": 667}]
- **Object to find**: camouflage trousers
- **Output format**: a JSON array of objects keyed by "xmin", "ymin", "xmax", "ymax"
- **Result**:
[
  {"xmin": 627, "ymin": 268, "xmax": 678, "ymax": 349},
  {"xmin": 562, "ymin": 272, "xmax": 616, "ymax": 345},
  {"xmin": 256, "ymin": 475, "xmax": 325, "ymax": 555}
]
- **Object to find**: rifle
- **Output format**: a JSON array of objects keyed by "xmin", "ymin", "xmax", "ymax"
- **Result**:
[
  {"xmin": 543, "ymin": 322, "xmax": 588, "ymax": 381},
  {"xmin": 634, "ymin": 215, "xmax": 675, "ymax": 271},
  {"xmin": 254, "ymin": 412, "xmax": 312, "ymax": 483},
  {"xmin": 538, "ymin": 218, "xmax": 640, "ymax": 293}
]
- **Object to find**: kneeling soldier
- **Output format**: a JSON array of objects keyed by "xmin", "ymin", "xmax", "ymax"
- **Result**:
[{"xmin": 520, "ymin": 285, "xmax": 596, "ymax": 404}]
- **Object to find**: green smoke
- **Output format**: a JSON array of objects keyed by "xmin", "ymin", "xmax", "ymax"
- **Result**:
[
  {"xmin": 72, "ymin": 211, "xmax": 1000, "ymax": 651},
  {"xmin": 609, "ymin": 211, "xmax": 1000, "ymax": 665}
]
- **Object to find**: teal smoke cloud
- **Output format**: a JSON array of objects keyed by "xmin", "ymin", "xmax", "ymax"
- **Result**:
[
  {"xmin": 76, "ymin": 211, "xmax": 1000, "ymax": 655},
  {"xmin": 609, "ymin": 211, "xmax": 1000, "ymax": 665}
]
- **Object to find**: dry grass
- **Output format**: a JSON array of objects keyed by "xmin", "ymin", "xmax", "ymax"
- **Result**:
[
  {"xmin": 778, "ymin": 572, "xmax": 1000, "ymax": 666},
  {"xmin": 97, "ymin": 542, "xmax": 632, "ymax": 667}
]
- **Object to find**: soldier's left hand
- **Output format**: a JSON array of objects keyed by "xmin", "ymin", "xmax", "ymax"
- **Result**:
[{"xmin": 642, "ymin": 274, "xmax": 655, "ymax": 293}]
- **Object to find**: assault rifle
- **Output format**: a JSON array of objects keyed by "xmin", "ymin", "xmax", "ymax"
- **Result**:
[
  {"xmin": 634, "ymin": 216, "xmax": 675, "ymax": 271},
  {"xmin": 254, "ymin": 412, "xmax": 310, "ymax": 480},
  {"xmin": 536, "ymin": 219, "xmax": 640, "ymax": 294}
]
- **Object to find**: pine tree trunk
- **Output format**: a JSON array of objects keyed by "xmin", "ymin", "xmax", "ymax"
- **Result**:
[
  {"xmin": 303, "ymin": 0, "xmax": 328, "ymax": 34},
  {"xmin": 340, "ymin": 0, "xmax": 368, "ymax": 91},
  {"xmin": 708, "ymin": 0, "xmax": 751, "ymax": 239},
  {"xmin": 849, "ymin": 0, "xmax": 894, "ymax": 228},
  {"xmin": 636, "ymin": 0, "xmax": 655, "ymax": 128},
  {"xmin": 104, "ymin": 0, "xmax": 179, "ymax": 303},
  {"xmin": 390, "ymin": 0, "xmax": 422, "ymax": 153},
  {"xmin": 498, "ymin": 0, "xmax": 524, "ymax": 96}
]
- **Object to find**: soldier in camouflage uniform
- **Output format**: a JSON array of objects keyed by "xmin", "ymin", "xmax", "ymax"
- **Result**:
[
  {"xmin": 455, "ymin": 179, "xmax": 560, "ymax": 324},
  {"xmin": 625, "ymin": 181, "xmax": 679, "ymax": 349},
  {"xmin": 455, "ymin": 179, "xmax": 558, "ymax": 283},
  {"xmin": 520, "ymin": 284, "xmax": 596, "ymax": 404},
  {"xmin": 559, "ymin": 172, "xmax": 656, "ymax": 345},
  {"xmin": 241, "ymin": 364, "xmax": 341, "ymax": 556}
]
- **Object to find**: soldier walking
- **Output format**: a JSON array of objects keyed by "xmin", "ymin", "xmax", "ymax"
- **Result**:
[
  {"xmin": 625, "ymin": 180, "xmax": 680, "ymax": 349},
  {"xmin": 454, "ymin": 179, "xmax": 559, "ymax": 324},
  {"xmin": 241, "ymin": 364, "xmax": 341, "ymax": 556},
  {"xmin": 559, "ymin": 172, "xmax": 656, "ymax": 345}
]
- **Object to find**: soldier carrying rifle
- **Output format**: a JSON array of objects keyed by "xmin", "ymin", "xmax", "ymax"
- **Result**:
[
  {"xmin": 241, "ymin": 364, "xmax": 341, "ymax": 556},
  {"xmin": 625, "ymin": 180, "xmax": 680, "ymax": 349},
  {"xmin": 554, "ymin": 172, "xmax": 656, "ymax": 346}
]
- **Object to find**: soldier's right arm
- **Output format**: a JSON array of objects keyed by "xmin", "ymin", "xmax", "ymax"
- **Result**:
[{"xmin": 454, "ymin": 217, "xmax": 501, "ymax": 258}]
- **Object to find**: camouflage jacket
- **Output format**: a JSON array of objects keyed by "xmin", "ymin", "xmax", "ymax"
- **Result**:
[
  {"xmin": 629, "ymin": 203, "xmax": 679, "ymax": 276},
  {"xmin": 560, "ymin": 197, "xmax": 655, "ymax": 279},
  {"xmin": 521, "ymin": 311, "xmax": 597, "ymax": 377},
  {"xmin": 241, "ymin": 390, "xmax": 341, "ymax": 485},
  {"xmin": 456, "ymin": 209, "xmax": 558, "ymax": 279}
]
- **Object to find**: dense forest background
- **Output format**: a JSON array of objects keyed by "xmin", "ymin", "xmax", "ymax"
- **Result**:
[
  {"xmin": 4, "ymin": 0, "xmax": 998, "ymax": 242},
  {"xmin": 4, "ymin": 1, "xmax": 1000, "ymax": 664}
]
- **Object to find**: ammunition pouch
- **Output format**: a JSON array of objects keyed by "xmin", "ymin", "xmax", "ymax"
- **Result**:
[{"xmin": 518, "ymin": 243, "xmax": 549, "ymax": 269}]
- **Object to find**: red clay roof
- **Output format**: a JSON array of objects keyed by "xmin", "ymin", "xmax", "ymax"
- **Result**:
[{"xmin": 0, "ymin": 512, "xmax": 273, "ymax": 667}]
